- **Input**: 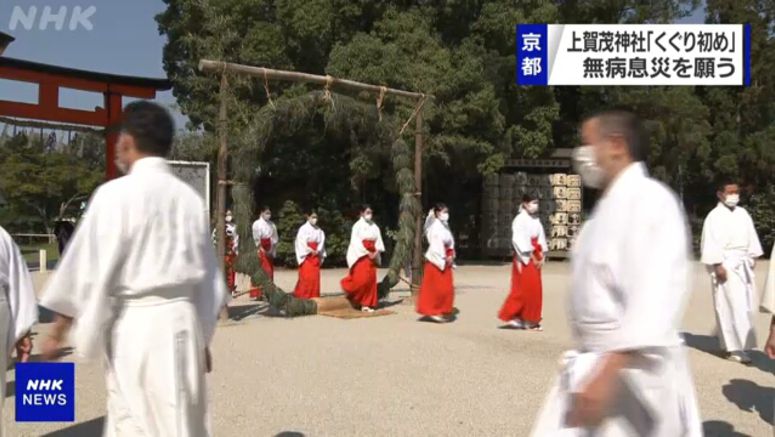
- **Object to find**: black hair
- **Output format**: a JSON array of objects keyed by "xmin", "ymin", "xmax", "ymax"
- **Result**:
[
  {"xmin": 522, "ymin": 193, "xmax": 537, "ymax": 203},
  {"xmin": 306, "ymin": 209, "xmax": 318, "ymax": 216},
  {"xmin": 359, "ymin": 204, "xmax": 372, "ymax": 213},
  {"xmin": 120, "ymin": 101, "xmax": 174, "ymax": 157},
  {"xmin": 716, "ymin": 179, "xmax": 738, "ymax": 193},
  {"xmin": 583, "ymin": 109, "xmax": 648, "ymax": 162},
  {"xmin": 433, "ymin": 202, "xmax": 447, "ymax": 215},
  {"xmin": 259, "ymin": 206, "xmax": 271, "ymax": 213}
]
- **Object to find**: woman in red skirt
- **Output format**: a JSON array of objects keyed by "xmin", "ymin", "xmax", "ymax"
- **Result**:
[
  {"xmin": 417, "ymin": 203, "xmax": 456, "ymax": 323},
  {"xmin": 294, "ymin": 211, "xmax": 326, "ymax": 299},
  {"xmin": 250, "ymin": 206, "xmax": 278, "ymax": 300},
  {"xmin": 341, "ymin": 205, "xmax": 385, "ymax": 312},
  {"xmin": 498, "ymin": 194, "xmax": 547, "ymax": 331}
]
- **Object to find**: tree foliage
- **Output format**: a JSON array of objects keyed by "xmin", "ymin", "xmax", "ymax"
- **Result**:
[
  {"xmin": 158, "ymin": 0, "xmax": 775, "ymax": 254},
  {"xmin": 0, "ymin": 132, "xmax": 102, "ymax": 233}
]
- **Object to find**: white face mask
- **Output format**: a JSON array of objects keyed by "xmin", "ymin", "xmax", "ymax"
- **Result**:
[
  {"xmin": 572, "ymin": 145, "xmax": 605, "ymax": 189},
  {"xmin": 363, "ymin": 213, "xmax": 373, "ymax": 222},
  {"xmin": 439, "ymin": 212, "xmax": 449, "ymax": 222},
  {"xmin": 724, "ymin": 194, "xmax": 740, "ymax": 208},
  {"xmin": 309, "ymin": 218, "xmax": 318, "ymax": 226},
  {"xmin": 526, "ymin": 201, "xmax": 539, "ymax": 214},
  {"xmin": 115, "ymin": 157, "xmax": 129, "ymax": 175}
]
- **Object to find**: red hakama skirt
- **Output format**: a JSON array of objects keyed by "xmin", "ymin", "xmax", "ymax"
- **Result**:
[
  {"xmin": 498, "ymin": 237, "xmax": 543, "ymax": 324},
  {"xmin": 341, "ymin": 240, "xmax": 378, "ymax": 308},
  {"xmin": 249, "ymin": 238, "xmax": 274, "ymax": 299},
  {"xmin": 416, "ymin": 247, "xmax": 455, "ymax": 316},
  {"xmin": 294, "ymin": 242, "xmax": 321, "ymax": 299}
]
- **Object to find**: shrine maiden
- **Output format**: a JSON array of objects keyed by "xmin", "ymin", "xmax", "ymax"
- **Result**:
[
  {"xmin": 498, "ymin": 193, "xmax": 547, "ymax": 330},
  {"xmin": 341, "ymin": 205, "xmax": 385, "ymax": 312},
  {"xmin": 416, "ymin": 204, "xmax": 456, "ymax": 323},
  {"xmin": 40, "ymin": 102, "xmax": 228, "ymax": 437},
  {"xmin": 250, "ymin": 206, "xmax": 279, "ymax": 299},
  {"xmin": 0, "ymin": 226, "xmax": 37, "ymax": 435},
  {"xmin": 531, "ymin": 110, "xmax": 701, "ymax": 436},
  {"xmin": 294, "ymin": 211, "xmax": 326, "ymax": 299},
  {"xmin": 212, "ymin": 210, "xmax": 239, "ymax": 296},
  {"xmin": 700, "ymin": 181, "xmax": 763, "ymax": 364}
]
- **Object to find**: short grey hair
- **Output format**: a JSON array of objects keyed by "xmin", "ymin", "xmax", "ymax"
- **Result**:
[{"xmin": 585, "ymin": 109, "xmax": 648, "ymax": 162}]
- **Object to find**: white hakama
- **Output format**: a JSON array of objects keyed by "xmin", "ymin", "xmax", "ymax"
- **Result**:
[
  {"xmin": 530, "ymin": 163, "xmax": 701, "ymax": 436},
  {"xmin": 762, "ymin": 245, "xmax": 775, "ymax": 315},
  {"xmin": 40, "ymin": 158, "xmax": 227, "ymax": 437},
  {"xmin": 0, "ymin": 227, "xmax": 38, "ymax": 437},
  {"xmin": 701, "ymin": 203, "xmax": 763, "ymax": 352}
]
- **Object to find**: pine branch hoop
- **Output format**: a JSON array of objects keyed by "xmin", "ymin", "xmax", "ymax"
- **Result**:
[{"xmin": 199, "ymin": 60, "xmax": 428, "ymax": 316}]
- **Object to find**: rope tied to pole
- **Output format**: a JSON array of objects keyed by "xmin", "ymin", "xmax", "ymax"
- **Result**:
[
  {"xmin": 399, "ymin": 93, "xmax": 427, "ymax": 136},
  {"xmin": 262, "ymin": 69, "xmax": 276, "ymax": 110},
  {"xmin": 376, "ymin": 85, "xmax": 387, "ymax": 121},
  {"xmin": 323, "ymin": 75, "xmax": 335, "ymax": 110}
]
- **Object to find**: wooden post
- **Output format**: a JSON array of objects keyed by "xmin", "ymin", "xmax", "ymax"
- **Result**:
[
  {"xmin": 411, "ymin": 109, "xmax": 423, "ymax": 299},
  {"xmin": 216, "ymin": 74, "xmax": 229, "ymax": 321}
]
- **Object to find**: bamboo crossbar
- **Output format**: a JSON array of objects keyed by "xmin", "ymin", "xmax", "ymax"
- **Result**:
[{"xmin": 199, "ymin": 59, "xmax": 429, "ymax": 100}]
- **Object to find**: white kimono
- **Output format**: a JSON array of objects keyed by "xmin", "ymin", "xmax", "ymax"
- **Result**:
[
  {"xmin": 700, "ymin": 203, "xmax": 763, "ymax": 352},
  {"xmin": 40, "ymin": 157, "xmax": 228, "ymax": 437},
  {"xmin": 295, "ymin": 222, "xmax": 326, "ymax": 265},
  {"xmin": 512, "ymin": 208, "xmax": 548, "ymax": 266},
  {"xmin": 762, "ymin": 244, "xmax": 775, "ymax": 315},
  {"xmin": 424, "ymin": 220, "xmax": 454, "ymax": 271},
  {"xmin": 0, "ymin": 226, "xmax": 38, "ymax": 435},
  {"xmin": 345, "ymin": 218, "xmax": 385, "ymax": 269},
  {"xmin": 252, "ymin": 217, "xmax": 279, "ymax": 257},
  {"xmin": 211, "ymin": 222, "xmax": 239, "ymax": 254},
  {"xmin": 531, "ymin": 163, "xmax": 701, "ymax": 437}
]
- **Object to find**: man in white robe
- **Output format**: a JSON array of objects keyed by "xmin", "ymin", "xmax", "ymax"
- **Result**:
[
  {"xmin": 531, "ymin": 110, "xmax": 701, "ymax": 436},
  {"xmin": 761, "ymin": 244, "xmax": 775, "ymax": 358},
  {"xmin": 700, "ymin": 182, "xmax": 763, "ymax": 364},
  {"xmin": 39, "ymin": 101, "xmax": 228, "ymax": 437},
  {"xmin": 0, "ymin": 226, "xmax": 38, "ymax": 435}
]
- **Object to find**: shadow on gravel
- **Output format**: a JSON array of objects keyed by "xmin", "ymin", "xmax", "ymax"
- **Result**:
[
  {"xmin": 722, "ymin": 378, "xmax": 774, "ymax": 426},
  {"xmin": 702, "ymin": 420, "xmax": 748, "ymax": 436},
  {"xmin": 41, "ymin": 416, "xmax": 105, "ymax": 436},
  {"xmin": 682, "ymin": 332, "xmax": 775, "ymax": 374}
]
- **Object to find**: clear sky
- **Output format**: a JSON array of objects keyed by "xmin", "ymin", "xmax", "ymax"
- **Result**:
[
  {"xmin": 0, "ymin": 0, "xmax": 187, "ymax": 129},
  {"xmin": 0, "ymin": 0, "xmax": 707, "ymax": 134}
]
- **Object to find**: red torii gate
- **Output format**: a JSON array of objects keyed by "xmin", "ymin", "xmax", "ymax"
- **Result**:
[{"xmin": 0, "ymin": 33, "xmax": 170, "ymax": 179}]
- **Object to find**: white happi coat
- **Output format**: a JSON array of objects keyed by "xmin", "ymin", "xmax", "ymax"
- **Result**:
[
  {"xmin": 424, "ymin": 219, "xmax": 454, "ymax": 271},
  {"xmin": 700, "ymin": 203, "xmax": 763, "ymax": 352},
  {"xmin": 40, "ymin": 157, "xmax": 228, "ymax": 437},
  {"xmin": 0, "ymin": 226, "xmax": 38, "ymax": 436},
  {"xmin": 512, "ymin": 208, "xmax": 548, "ymax": 266},
  {"xmin": 762, "ymin": 244, "xmax": 775, "ymax": 315},
  {"xmin": 531, "ymin": 163, "xmax": 701, "ymax": 437},
  {"xmin": 295, "ymin": 222, "xmax": 326, "ymax": 265},
  {"xmin": 252, "ymin": 217, "xmax": 279, "ymax": 257},
  {"xmin": 345, "ymin": 217, "xmax": 385, "ymax": 269}
]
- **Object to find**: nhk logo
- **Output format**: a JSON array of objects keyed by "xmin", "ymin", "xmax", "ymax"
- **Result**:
[
  {"xmin": 16, "ymin": 362, "xmax": 75, "ymax": 422},
  {"xmin": 8, "ymin": 5, "xmax": 96, "ymax": 32},
  {"xmin": 22, "ymin": 379, "xmax": 68, "ymax": 406}
]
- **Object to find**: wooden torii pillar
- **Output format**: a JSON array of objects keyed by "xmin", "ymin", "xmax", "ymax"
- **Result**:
[
  {"xmin": 198, "ymin": 60, "xmax": 430, "ymax": 298},
  {"xmin": 0, "ymin": 55, "xmax": 170, "ymax": 180}
]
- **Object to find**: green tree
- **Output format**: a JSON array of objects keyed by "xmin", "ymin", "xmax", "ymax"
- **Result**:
[{"xmin": 0, "ymin": 133, "xmax": 102, "ymax": 233}]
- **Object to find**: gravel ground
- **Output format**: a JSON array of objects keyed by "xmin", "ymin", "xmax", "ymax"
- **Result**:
[{"xmin": 5, "ymin": 261, "xmax": 773, "ymax": 436}]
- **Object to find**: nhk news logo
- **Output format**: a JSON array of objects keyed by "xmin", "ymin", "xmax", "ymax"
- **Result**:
[{"xmin": 15, "ymin": 362, "xmax": 75, "ymax": 422}]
